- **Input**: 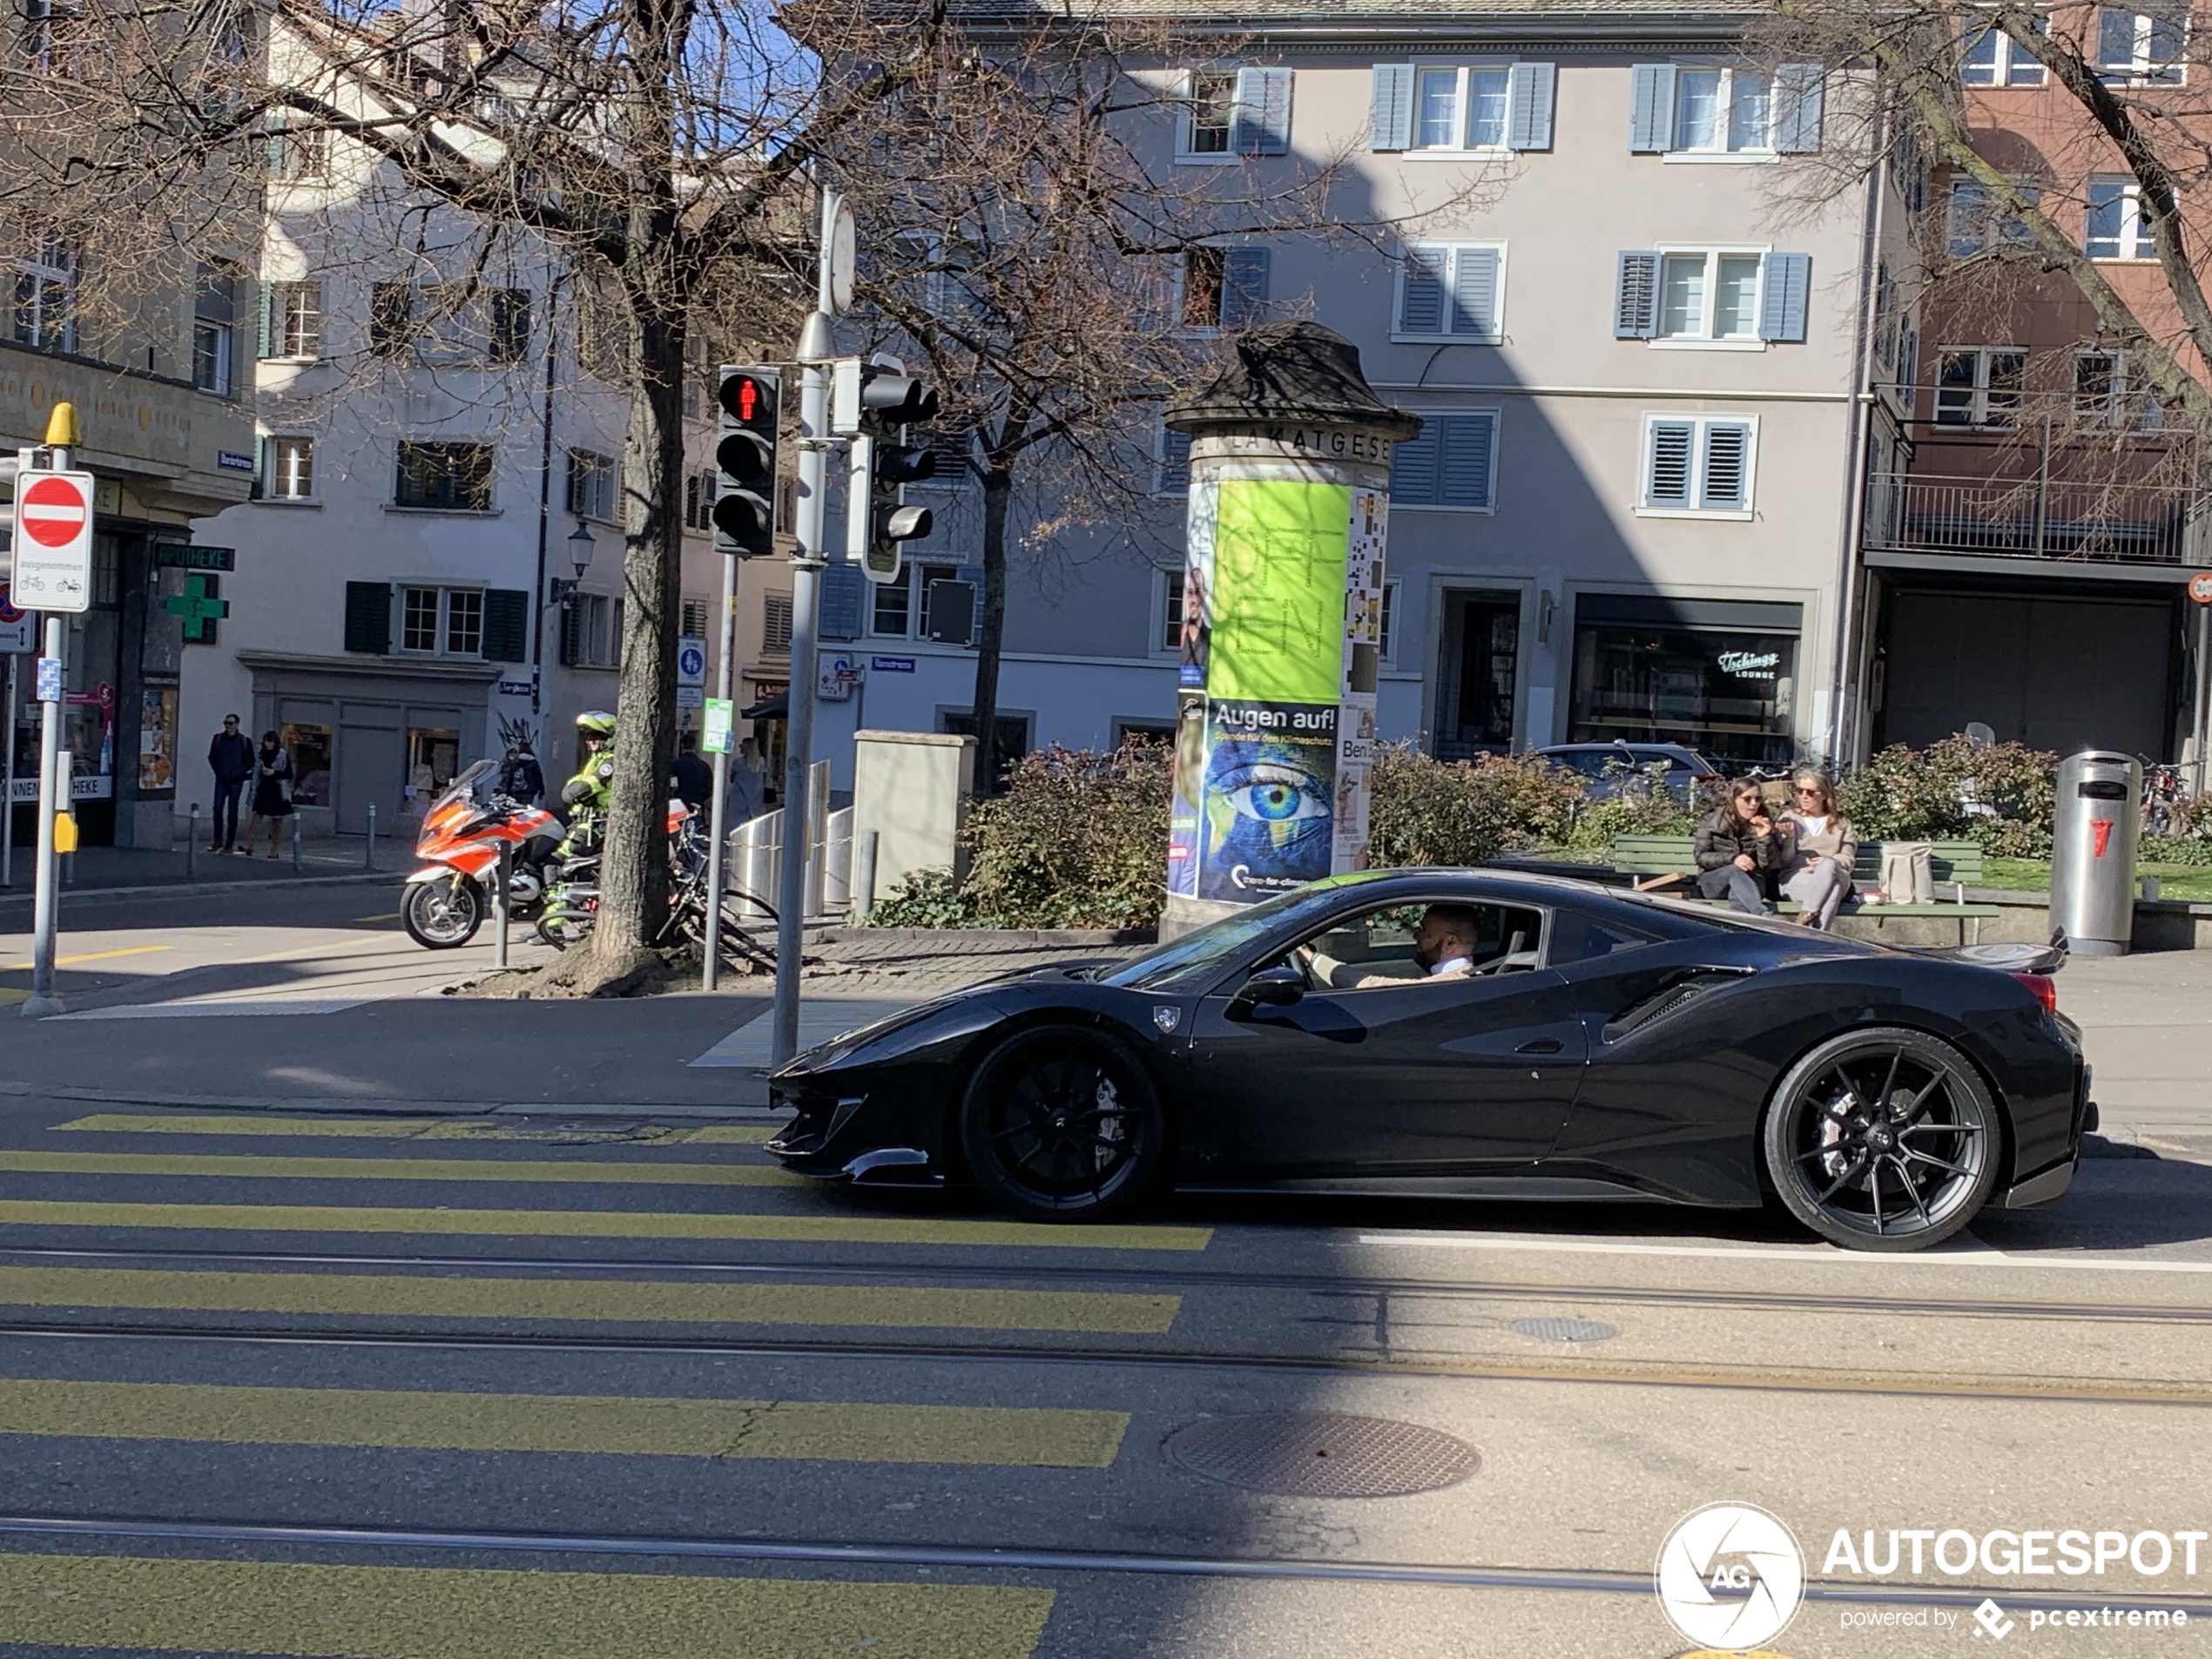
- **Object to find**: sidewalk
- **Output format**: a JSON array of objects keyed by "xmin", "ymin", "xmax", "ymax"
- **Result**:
[{"xmin": 0, "ymin": 840, "xmax": 388, "ymax": 902}]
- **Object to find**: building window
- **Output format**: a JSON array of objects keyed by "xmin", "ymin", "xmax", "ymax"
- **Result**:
[
  {"xmin": 1961, "ymin": 15, "xmax": 2047, "ymax": 83},
  {"xmin": 1180, "ymin": 246, "xmax": 1269, "ymax": 330},
  {"xmin": 444, "ymin": 589, "xmax": 483, "ymax": 656},
  {"xmin": 1181, "ymin": 70, "xmax": 1236, "ymax": 154},
  {"xmin": 1640, "ymin": 415, "xmax": 1757, "ymax": 515},
  {"xmin": 1160, "ymin": 570, "xmax": 1185, "ymax": 651},
  {"xmin": 395, "ymin": 440, "xmax": 495, "ymax": 510},
  {"xmin": 12, "ymin": 233, "xmax": 75, "ymax": 353},
  {"xmin": 1946, "ymin": 179, "xmax": 2040, "ymax": 257},
  {"xmin": 1393, "ymin": 244, "xmax": 1503, "ymax": 341},
  {"xmin": 561, "ymin": 593, "xmax": 616, "ymax": 668},
  {"xmin": 1414, "ymin": 64, "xmax": 1512, "ymax": 149},
  {"xmin": 2096, "ymin": 6, "xmax": 2187, "ymax": 83},
  {"xmin": 401, "ymin": 586, "xmax": 442, "ymax": 652},
  {"xmin": 1568, "ymin": 597, "xmax": 1801, "ymax": 768},
  {"xmin": 488, "ymin": 288, "xmax": 529, "ymax": 363},
  {"xmin": 1934, "ymin": 347, "xmax": 2027, "ymax": 428},
  {"xmin": 1658, "ymin": 249, "xmax": 1764, "ymax": 341},
  {"xmin": 1674, "ymin": 67, "xmax": 1775, "ymax": 152},
  {"xmin": 683, "ymin": 470, "xmax": 716, "ymax": 532},
  {"xmin": 267, "ymin": 280, "xmax": 321, "ymax": 358},
  {"xmin": 681, "ymin": 597, "xmax": 712, "ymax": 638},
  {"xmin": 2074, "ymin": 349, "xmax": 2165, "ymax": 430},
  {"xmin": 266, "ymin": 120, "xmax": 330, "ymax": 179},
  {"xmin": 1177, "ymin": 66, "xmax": 1291, "ymax": 158},
  {"xmin": 1157, "ymin": 426, "xmax": 1192, "ymax": 495},
  {"xmin": 1390, "ymin": 410, "xmax": 1500, "ymax": 509},
  {"xmin": 192, "ymin": 261, "xmax": 239, "ymax": 394},
  {"xmin": 368, "ymin": 281, "xmax": 414, "ymax": 357},
  {"xmin": 265, "ymin": 435, "xmax": 314, "ymax": 500},
  {"xmin": 566, "ymin": 449, "xmax": 617, "ymax": 523},
  {"xmin": 2086, "ymin": 177, "xmax": 2156, "ymax": 260},
  {"xmin": 871, "ymin": 571, "xmax": 911, "ymax": 637},
  {"xmin": 763, "ymin": 593, "xmax": 793, "ymax": 655},
  {"xmin": 1379, "ymin": 581, "xmax": 1398, "ymax": 662}
]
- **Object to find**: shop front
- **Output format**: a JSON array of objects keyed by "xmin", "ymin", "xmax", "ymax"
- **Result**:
[{"xmin": 1567, "ymin": 594, "xmax": 1804, "ymax": 769}]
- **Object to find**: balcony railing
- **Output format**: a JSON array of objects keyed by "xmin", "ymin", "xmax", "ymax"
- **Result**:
[{"xmin": 1863, "ymin": 471, "xmax": 2210, "ymax": 565}]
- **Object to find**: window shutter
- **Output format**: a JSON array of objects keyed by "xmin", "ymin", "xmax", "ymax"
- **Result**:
[
  {"xmin": 1233, "ymin": 66, "xmax": 1292, "ymax": 155},
  {"xmin": 343, "ymin": 582, "xmax": 391, "ymax": 655},
  {"xmin": 1506, "ymin": 62, "xmax": 1556, "ymax": 151},
  {"xmin": 369, "ymin": 282, "xmax": 411, "ymax": 356},
  {"xmin": 1629, "ymin": 64, "xmax": 1676, "ymax": 152},
  {"xmin": 1614, "ymin": 252, "xmax": 1661, "ymax": 338},
  {"xmin": 1389, "ymin": 421, "xmax": 1440, "ymax": 504},
  {"xmin": 560, "ymin": 601, "xmax": 583, "ymax": 667},
  {"xmin": 257, "ymin": 286, "xmax": 273, "ymax": 359},
  {"xmin": 482, "ymin": 589, "xmax": 529, "ymax": 663},
  {"xmin": 565, "ymin": 452, "xmax": 585, "ymax": 517},
  {"xmin": 1220, "ymin": 247, "xmax": 1270, "ymax": 328},
  {"xmin": 251, "ymin": 436, "xmax": 267, "ymax": 502},
  {"xmin": 1646, "ymin": 420, "xmax": 1695, "ymax": 507},
  {"xmin": 1702, "ymin": 423, "xmax": 1750, "ymax": 508},
  {"xmin": 1438, "ymin": 415, "xmax": 1497, "ymax": 508},
  {"xmin": 1370, "ymin": 63, "xmax": 1416, "ymax": 151},
  {"xmin": 1773, "ymin": 64, "xmax": 1825, "ymax": 152},
  {"xmin": 1398, "ymin": 247, "xmax": 1447, "ymax": 334},
  {"xmin": 490, "ymin": 288, "xmax": 530, "ymax": 362},
  {"xmin": 1449, "ymin": 246, "xmax": 1500, "ymax": 338},
  {"xmin": 1158, "ymin": 428, "xmax": 1192, "ymax": 493},
  {"xmin": 1757, "ymin": 252, "xmax": 1811, "ymax": 342}
]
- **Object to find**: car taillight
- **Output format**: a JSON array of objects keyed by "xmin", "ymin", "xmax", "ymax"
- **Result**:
[{"xmin": 2012, "ymin": 973, "xmax": 2058, "ymax": 1015}]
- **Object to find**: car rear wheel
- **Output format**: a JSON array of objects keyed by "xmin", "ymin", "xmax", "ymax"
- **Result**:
[
  {"xmin": 1763, "ymin": 1028, "xmax": 2001, "ymax": 1251},
  {"xmin": 958, "ymin": 1027, "xmax": 1167, "ymax": 1221},
  {"xmin": 402, "ymin": 877, "xmax": 483, "ymax": 949}
]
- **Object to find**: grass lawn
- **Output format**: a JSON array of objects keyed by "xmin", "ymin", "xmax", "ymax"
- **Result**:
[{"xmin": 1985, "ymin": 857, "xmax": 2212, "ymax": 902}]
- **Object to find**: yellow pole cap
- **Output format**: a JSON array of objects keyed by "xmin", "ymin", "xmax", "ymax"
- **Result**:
[{"xmin": 43, "ymin": 402, "xmax": 82, "ymax": 448}]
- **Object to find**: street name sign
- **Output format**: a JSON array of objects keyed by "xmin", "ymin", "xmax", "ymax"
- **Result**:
[{"xmin": 11, "ymin": 469, "xmax": 95, "ymax": 613}]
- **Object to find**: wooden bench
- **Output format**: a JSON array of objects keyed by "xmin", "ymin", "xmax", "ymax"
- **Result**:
[{"xmin": 1609, "ymin": 835, "xmax": 2001, "ymax": 942}]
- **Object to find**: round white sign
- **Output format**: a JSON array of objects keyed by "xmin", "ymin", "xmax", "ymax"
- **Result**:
[{"xmin": 1653, "ymin": 1502, "xmax": 1805, "ymax": 1651}]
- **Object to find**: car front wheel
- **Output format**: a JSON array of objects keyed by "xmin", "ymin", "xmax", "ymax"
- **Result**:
[
  {"xmin": 957, "ymin": 1026, "xmax": 1168, "ymax": 1221},
  {"xmin": 1763, "ymin": 1028, "xmax": 2002, "ymax": 1251}
]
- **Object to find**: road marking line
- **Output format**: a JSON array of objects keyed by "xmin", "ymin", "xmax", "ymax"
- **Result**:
[
  {"xmin": 0, "ymin": 989, "xmax": 25, "ymax": 1008},
  {"xmin": 0, "ymin": 944, "xmax": 172, "ymax": 972},
  {"xmin": 0, "ymin": 1378, "xmax": 1129, "ymax": 1467},
  {"xmin": 0, "ymin": 1554, "xmax": 1055, "ymax": 1659},
  {"xmin": 53, "ymin": 997, "xmax": 378, "ymax": 1020},
  {"xmin": 352, "ymin": 911, "xmax": 402, "ymax": 921},
  {"xmin": 0, "ymin": 1264, "xmax": 1182, "ymax": 1333},
  {"xmin": 0, "ymin": 1150, "xmax": 798, "ymax": 1186},
  {"xmin": 0, "ymin": 1199, "xmax": 1212, "ymax": 1251},
  {"xmin": 1359, "ymin": 1231, "xmax": 2212, "ymax": 1275},
  {"xmin": 52, "ymin": 1114, "xmax": 777, "ymax": 1145}
]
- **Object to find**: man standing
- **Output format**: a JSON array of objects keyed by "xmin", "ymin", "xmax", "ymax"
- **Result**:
[
  {"xmin": 206, "ymin": 713, "xmax": 253, "ymax": 854},
  {"xmin": 670, "ymin": 730, "xmax": 713, "ymax": 813}
]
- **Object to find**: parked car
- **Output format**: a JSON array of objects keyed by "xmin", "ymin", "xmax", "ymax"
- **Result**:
[
  {"xmin": 1535, "ymin": 742, "xmax": 1730, "ymax": 804},
  {"xmin": 765, "ymin": 868, "xmax": 2087, "ymax": 1251}
]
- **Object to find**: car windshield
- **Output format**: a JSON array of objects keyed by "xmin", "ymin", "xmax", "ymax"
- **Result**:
[{"xmin": 1104, "ymin": 880, "xmax": 1381, "ymax": 992}]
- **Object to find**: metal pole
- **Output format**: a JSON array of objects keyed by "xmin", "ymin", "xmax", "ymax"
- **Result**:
[
  {"xmin": 186, "ymin": 804, "xmax": 198, "ymax": 879},
  {"xmin": 701, "ymin": 549, "xmax": 739, "ymax": 992},
  {"xmin": 1, "ymin": 651, "xmax": 15, "ymax": 890},
  {"xmin": 366, "ymin": 801, "xmax": 376, "ymax": 871},
  {"xmin": 494, "ymin": 840, "xmax": 511, "ymax": 971},
  {"xmin": 2195, "ymin": 601, "xmax": 2211, "ymax": 798},
  {"xmin": 58, "ymin": 750, "xmax": 71, "ymax": 887},
  {"xmin": 22, "ymin": 615, "xmax": 64, "ymax": 1018},
  {"xmin": 771, "ymin": 189, "xmax": 841, "ymax": 1069},
  {"xmin": 292, "ymin": 813, "xmax": 302, "ymax": 873},
  {"xmin": 855, "ymin": 827, "xmax": 879, "ymax": 922}
]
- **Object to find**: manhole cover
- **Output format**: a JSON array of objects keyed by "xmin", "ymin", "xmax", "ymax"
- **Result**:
[
  {"xmin": 1163, "ymin": 1412, "xmax": 1479, "ymax": 1498},
  {"xmin": 1512, "ymin": 1317, "xmax": 1619, "ymax": 1344}
]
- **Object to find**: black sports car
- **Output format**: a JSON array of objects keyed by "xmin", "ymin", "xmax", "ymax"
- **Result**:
[{"xmin": 766, "ymin": 869, "xmax": 2090, "ymax": 1251}]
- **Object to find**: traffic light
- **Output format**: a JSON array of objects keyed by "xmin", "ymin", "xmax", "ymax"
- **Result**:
[
  {"xmin": 834, "ymin": 359, "xmax": 940, "ymax": 585},
  {"xmin": 712, "ymin": 365, "xmax": 780, "ymax": 558}
]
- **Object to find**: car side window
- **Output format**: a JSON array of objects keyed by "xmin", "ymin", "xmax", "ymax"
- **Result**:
[{"xmin": 1285, "ymin": 900, "xmax": 1547, "ymax": 991}]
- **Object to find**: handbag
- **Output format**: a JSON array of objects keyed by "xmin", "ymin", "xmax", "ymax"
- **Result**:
[{"xmin": 1880, "ymin": 841, "xmax": 1934, "ymax": 906}]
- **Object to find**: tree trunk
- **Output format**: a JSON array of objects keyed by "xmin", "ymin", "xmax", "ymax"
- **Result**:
[{"xmin": 968, "ymin": 462, "xmax": 1015, "ymax": 799}]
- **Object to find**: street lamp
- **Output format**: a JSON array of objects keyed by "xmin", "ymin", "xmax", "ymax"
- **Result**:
[{"xmin": 550, "ymin": 521, "xmax": 595, "ymax": 604}]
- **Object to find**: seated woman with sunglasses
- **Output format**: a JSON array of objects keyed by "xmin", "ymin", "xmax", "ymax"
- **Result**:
[
  {"xmin": 1692, "ymin": 779, "xmax": 1782, "ymax": 914},
  {"xmin": 1776, "ymin": 769, "xmax": 1857, "ymax": 929}
]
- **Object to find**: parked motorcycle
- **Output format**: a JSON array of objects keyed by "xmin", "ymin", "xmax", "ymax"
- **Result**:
[{"xmin": 401, "ymin": 759, "xmax": 565, "ymax": 949}]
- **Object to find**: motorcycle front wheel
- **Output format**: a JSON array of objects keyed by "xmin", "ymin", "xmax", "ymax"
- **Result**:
[{"xmin": 402, "ymin": 877, "xmax": 484, "ymax": 949}]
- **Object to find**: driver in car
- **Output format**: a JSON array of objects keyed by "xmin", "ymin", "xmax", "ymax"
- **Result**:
[{"xmin": 1301, "ymin": 904, "xmax": 1484, "ymax": 989}]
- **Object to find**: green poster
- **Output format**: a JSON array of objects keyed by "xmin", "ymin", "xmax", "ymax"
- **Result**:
[{"xmin": 1208, "ymin": 478, "xmax": 1351, "ymax": 705}]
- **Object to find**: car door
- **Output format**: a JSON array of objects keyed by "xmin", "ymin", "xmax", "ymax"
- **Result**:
[{"xmin": 1179, "ymin": 948, "xmax": 1590, "ymax": 1183}]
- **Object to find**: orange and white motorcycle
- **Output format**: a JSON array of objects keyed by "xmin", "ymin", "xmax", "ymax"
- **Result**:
[{"xmin": 401, "ymin": 759, "xmax": 565, "ymax": 948}]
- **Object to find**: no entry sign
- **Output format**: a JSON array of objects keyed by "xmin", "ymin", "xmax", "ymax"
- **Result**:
[
  {"xmin": 10, "ymin": 469, "xmax": 94, "ymax": 613},
  {"xmin": 2190, "ymin": 571, "xmax": 2212, "ymax": 604}
]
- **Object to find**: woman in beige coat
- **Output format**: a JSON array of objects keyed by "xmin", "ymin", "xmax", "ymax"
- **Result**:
[{"xmin": 1777, "ymin": 770, "xmax": 1857, "ymax": 928}]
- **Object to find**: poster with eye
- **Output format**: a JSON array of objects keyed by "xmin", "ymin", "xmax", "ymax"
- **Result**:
[{"xmin": 1197, "ymin": 699, "xmax": 1338, "ymax": 901}]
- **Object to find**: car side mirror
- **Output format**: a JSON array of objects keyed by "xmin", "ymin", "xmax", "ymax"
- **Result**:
[{"xmin": 1229, "ymin": 965, "xmax": 1305, "ymax": 1017}]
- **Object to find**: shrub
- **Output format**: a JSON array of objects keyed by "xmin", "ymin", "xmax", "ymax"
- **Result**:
[
  {"xmin": 1366, "ymin": 745, "xmax": 1585, "ymax": 867},
  {"xmin": 2142, "ymin": 833, "xmax": 2212, "ymax": 867},
  {"xmin": 1836, "ymin": 738, "xmax": 2059, "ymax": 859}
]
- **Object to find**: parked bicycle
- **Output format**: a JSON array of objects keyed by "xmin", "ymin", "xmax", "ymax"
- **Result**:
[{"xmin": 537, "ymin": 806, "xmax": 777, "ymax": 974}]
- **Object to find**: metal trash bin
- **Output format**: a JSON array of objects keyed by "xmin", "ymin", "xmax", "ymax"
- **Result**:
[{"xmin": 2050, "ymin": 751, "xmax": 2141, "ymax": 956}]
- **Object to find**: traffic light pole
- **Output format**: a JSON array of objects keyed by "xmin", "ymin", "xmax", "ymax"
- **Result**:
[
  {"xmin": 700, "ymin": 544, "xmax": 738, "ymax": 993},
  {"xmin": 770, "ymin": 190, "xmax": 841, "ymax": 1069}
]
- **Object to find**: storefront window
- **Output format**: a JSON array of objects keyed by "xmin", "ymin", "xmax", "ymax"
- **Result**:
[
  {"xmin": 404, "ymin": 726, "xmax": 459, "ymax": 815},
  {"xmin": 1568, "ymin": 596, "xmax": 1800, "ymax": 767},
  {"xmin": 283, "ymin": 723, "xmax": 333, "ymax": 806}
]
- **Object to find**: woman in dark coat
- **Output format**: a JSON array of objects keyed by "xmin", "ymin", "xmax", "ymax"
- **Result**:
[
  {"xmin": 244, "ymin": 730, "xmax": 294, "ymax": 858},
  {"xmin": 1692, "ymin": 778, "xmax": 1780, "ymax": 914}
]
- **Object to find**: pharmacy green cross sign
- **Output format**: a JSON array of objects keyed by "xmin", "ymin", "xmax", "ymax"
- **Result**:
[{"xmin": 164, "ymin": 574, "xmax": 229, "ymax": 644}]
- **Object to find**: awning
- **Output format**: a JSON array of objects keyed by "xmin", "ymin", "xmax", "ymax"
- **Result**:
[{"xmin": 741, "ymin": 691, "xmax": 788, "ymax": 720}]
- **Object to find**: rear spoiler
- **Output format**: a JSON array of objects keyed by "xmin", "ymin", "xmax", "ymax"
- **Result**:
[{"xmin": 1910, "ymin": 941, "xmax": 2067, "ymax": 974}]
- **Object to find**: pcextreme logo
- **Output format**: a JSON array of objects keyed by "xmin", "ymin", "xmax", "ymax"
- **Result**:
[{"xmin": 1655, "ymin": 1501, "xmax": 1807, "ymax": 1651}]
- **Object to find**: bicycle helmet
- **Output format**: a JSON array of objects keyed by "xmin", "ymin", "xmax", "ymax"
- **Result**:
[{"xmin": 576, "ymin": 710, "xmax": 617, "ymax": 739}]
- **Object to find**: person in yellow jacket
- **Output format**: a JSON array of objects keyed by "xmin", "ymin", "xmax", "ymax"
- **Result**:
[{"xmin": 556, "ymin": 710, "xmax": 617, "ymax": 857}]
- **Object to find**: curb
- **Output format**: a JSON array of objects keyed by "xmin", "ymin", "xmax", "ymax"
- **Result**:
[
  {"xmin": 0, "ymin": 1082, "xmax": 779, "ymax": 1117},
  {"xmin": 0, "ymin": 871, "xmax": 401, "ymax": 906}
]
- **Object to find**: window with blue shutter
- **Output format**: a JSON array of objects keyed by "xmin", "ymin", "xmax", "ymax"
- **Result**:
[
  {"xmin": 1629, "ymin": 64, "xmax": 1676, "ymax": 152},
  {"xmin": 1701, "ymin": 423, "xmax": 1750, "ymax": 509},
  {"xmin": 1757, "ymin": 252, "xmax": 1811, "ymax": 342},
  {"xmin": 1615, "ymin": 252, "xmax": 1660, "ymax": 338},
  {"xmin": 1641, "ymin": 415, "xmax": 1756, "ymax": 513},
  {"xmin": 1390, "ymin": 411, "xmax": 1499, "ymax": 509},
  {"xmin": 1394, "ymin": 245, "xmax": 1502, "ymax": 341},
  {"xmin": 1157, "ymin": 427, "xmax": 1192, "ymax": 494},
  {"xmin": 1506, "ymin": 62, "xmax": 1555, "ymax": 151},
  {"xmin": 1232, "ymin": 67, "xmax": 1293, "ymax": 154},
  {"xmin": 1220, "ymin": 247, "xmax": 1270, "ymax": 327},
  {"xmin": 1644, "ymin": 421, "xmax": 1695, "ymax": 507},
  {"xmin": 1371, "ymin": 64, "xmax": 1416, "ymax": 150}
]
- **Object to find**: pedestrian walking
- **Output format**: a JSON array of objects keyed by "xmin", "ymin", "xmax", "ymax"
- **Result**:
[
  {"xmin": 243, "ymin": 731, "xmax": 294, "ymax": 858},
  {"xmin": 670, "ymin": 730, "xmax": 713, "ymax": 813},
  {"xmin": 497, "ymin": 739, "xmax": 544, "ymax": 806},
  {"xmin": 206, "ymin": 713, "xmax": 254, "ymax": 853}
]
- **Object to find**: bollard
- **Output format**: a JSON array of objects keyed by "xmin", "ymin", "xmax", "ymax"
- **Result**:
[
  {"xmin": 494, "ymin": 841, "xmax": 511, "ymax": 971},
  {"xmin": 854, "ymin": 829, "xmax": 880, "ymax": 923},
  {"xmin": 186, "ymin": 805, "xmax": 199, "ymax": 880},
  {"xmin": 292, "ymin": 814, "xmax": 302, "ymax": 873},
  {"xmin": 366, "ymin": 802, "xmax": 377, "ymax": 871}
]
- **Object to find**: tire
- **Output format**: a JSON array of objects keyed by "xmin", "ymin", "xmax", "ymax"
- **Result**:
[
  {"xmin": 957, "ymin": 1026, "xmax": 1169, "ymax": 1221},
  {"xmin": 1762, "ymin": 1027, "xmax": 2002, "ymax": 1251},
  {"xmin": 402, "ymin": 877, "xmax": 483, "ymax": 949}
]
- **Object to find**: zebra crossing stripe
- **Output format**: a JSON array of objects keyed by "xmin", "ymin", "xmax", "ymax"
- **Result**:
[{"xmin": 0, "ymin": 1150, "xmax": 800, "ymax": 1186}]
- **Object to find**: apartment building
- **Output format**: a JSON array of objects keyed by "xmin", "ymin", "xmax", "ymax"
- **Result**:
[
  {"xmin": 1858, "ymin": 7, "xmax": 2210, "ymax": 766},
  {"xmin": 819, "ymin": 0, "xmax": 1911, "ymax": 782}
]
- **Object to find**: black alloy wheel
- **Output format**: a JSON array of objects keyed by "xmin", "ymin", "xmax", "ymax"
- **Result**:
[
  {"xmin": 1764, "ymin": 1028, "xmax": 2001, "ymax": 1251},
  {"xmin": 401, "ymin": 876, "xmax": 483, "ymax": 949},
  {"xmin": 958, "ymin": 1027, "xmax": 1168, "ymax": 1221}
]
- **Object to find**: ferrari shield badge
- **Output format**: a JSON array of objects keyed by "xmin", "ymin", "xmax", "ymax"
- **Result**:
[{"xmin": 1153, "ymin": 1005, "xmax": 1181, "ymax": 1035}]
